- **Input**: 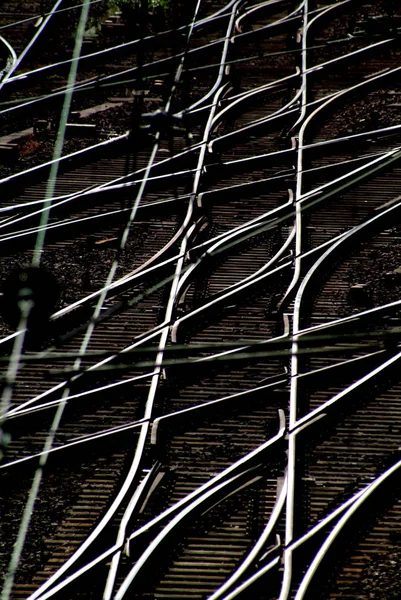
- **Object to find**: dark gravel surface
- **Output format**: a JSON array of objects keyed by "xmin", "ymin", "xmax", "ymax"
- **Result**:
[
  {"xmin": 0, "ymin": 101, "xmax": 138, "ymax": 179},
  {"xmin": 354, "ymin": 547, "xmax": 401, "ymax": 600},
  {"xmin": 2, "ymin": 3, "xmax": 401, "ymax": 599},
  {"xmin": 347, "ymin": 228, "xmax": 401, "ymax": 311}
]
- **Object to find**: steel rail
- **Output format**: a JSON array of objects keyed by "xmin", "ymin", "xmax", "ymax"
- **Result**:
[
  {"xmin": 23, "ymin": 262, "xmax": 166, "ymax": 598},
  {"xmin": 2, "ymin": 88, "xmax": 398, "ymax": 239},
  {"xmin": 219, "ymin": 28, "xmax": 395, "ymax": 137},
  {"xmin": 31, "ymin": 409, "xmax": 284, "ymax": 599},
  {"xmin": 235, "ymin": 0, "xmax": 296, "ymax": 30},
  {"xmin": 174, "ymin": 219, "xmax": 295, "ymax": 308},
  {"xmin": 105, "ymin": 4, "xmax": 245, "ymax": 592},
  {"xmin": 2, "ymin": 7, "xmax": 378, "ymax": 109},
  {"xmin": 208, "ymin": 471, "xmax": 287, "ymax": 600},
  {"xmin": 295, "ymin": 298, "xmax": 401, "ymax": 347},
  {"xmin": 1, "ymin": 370, "xmax": 156, "ymax": 424},
  {"xmin": 288, "ymin": 486, "xmax": 368, "ymax": 554},
  {"xmin": 0, "ymin": 37, "xmax": 358, "ymax": 112},
  {"xmin": 2, "ymin": 138, "xmax": 389, "ymax": 320},
  {"xmin": 0, "ymin": 0, "xmax": 65, "ymax": 92},
  {"xmin": 280, "ymin": 2, "xmax": 401, "ymax": 579},
  {"xmin": 117, "ymin": 409, "xmax": 286, "ymax": 598},
  {"xmin": 1, "ymin": 327, "xmax": 163, "ymax": 421},
  {"xmin": 0, "ymin": 4, "xmax": 94, "ymax": 596},
  {"xmin": 279, "ymin": 60, "xmax": 401, "ymax": 310},
  {"xmin": 0, "ymin": 34, "xmax": 17, "ymax": 79},
  {"xmin": 209, "ymin": 70, "xmax": 301, "ymax": 131},
  {"xmin": 294, "ymin": 347, "xmax": 401, "ymax": 434},
  {"xmin": 171, "ymin": 261, "xmax": 291, "ymax": 343},
  {"xmin": 0, "ymin": 139, "xmax": 398, "ymax": 373},
  {"xmin": 2, "ymin": 324, "xmax": 396, "ymax": 374},
  {"xmin": 294, "ymin": 457, "xmax": 401, "ymax": 599},
  {"xmin": 232, "ymin": 4, "xmax": 303, "ymax": 44},
  {"xmin": 180, "ymin": 30, "xmax": 385, "ymax": 117},
  {"xmin": 3, "ymin": 9, "xmax": 231, "ymax": 85},
  {"xmin": 185, "ymin": 0, "xmax": 302, "ymax": 114},
  {"xmin": 23, "ymin": 135, "xmax": 397, "ymax": 375},
  {"xmin": 280, "ymin": 0, "xmax": 397, "ymax": 588},
  {"xmin": 216, "ymin": 556, "xmax": 281, "ymax": 600},
  {"xmin": 119, "ymin": 411, "xmax": 285, "ymax": 551},
  {"xmin": 0, "ymin": 0, "xmax": 102, "ymax": 32},
  {"xmin": 27, "ymin": 1, "xmax": 229, "ymax": 597},
  {"xmin": 27, "ymin": 418, "xmax": 153, "ymax": 600},
  {"xmin": 2, "ymin": 17, "xmax": 393, "ymax": 122},
  {"xmin": 2, "ymin": 1, "xmax": 401, "ymax": 597},
  {"xmin": 0, "ymin": 418, "xmax": 148, "ymax": 472},
  {"xmin": 103, "ymin": 461, "xmax": 165, "ymax": 600},
  {"xmin": 151, "ymin": 376, "xmax": 287, "ymax": 446},
  {"xmin": 290, "ymin": 192, "xmax": 401, "ymax": 432},
  {"xmin": 0, "ymin": 172, "xmax": 290, "ymax": 243},
  {"xmin": 0, "ymin": 15, "xmax": 236, "ymax": 118},
  {"xmin": 0, "ymin": 208, "xmax": 294, "ymax": 373},
  {"xmin": 295, "ymin": 348, "xmax": 389, "ymax": 383},
  {"xmin": 101, "ymin": 3, "xmax": 264, "ymax": 592},
  {"xmin": 2, "ymin": 0, "xmax": 240, "ymax": 90},
  {"xmin": 0, "ymin": 132, "xmax": 128, "ymax": 192},
  {"xmin": 216, "ymin": 99, "xmax": 401, "ymax": 161},
  {"xmin": 210, "ymin": 31, "xmax": 398, "ymax": 151},
  {"xmin": 51, "ymin": 338, "xmax": 396, "ymax": 376},
  {"xmin": 280, "ymin": 0, "xmax": 310, "ymax": 597},
  {"xmin": 194, "ymin": 313, "xmax": 400, "ymax": 368}
]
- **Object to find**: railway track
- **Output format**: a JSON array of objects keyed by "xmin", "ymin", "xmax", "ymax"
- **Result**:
[{"xmin": 2, "ymin": 1, "xmax": 401, "ymax": 599}]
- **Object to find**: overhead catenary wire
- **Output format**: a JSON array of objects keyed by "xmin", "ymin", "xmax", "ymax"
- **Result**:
[
  {"xmin": 0, "ymin": 3, "xmax": 92, "ymax": 598},
  {"xmin": 0, "ymin": 28, "xmax": 391, "ymax": 113},
  {"xmin": 1, "ymin": 326, "xmax": 400, "ymax": 367},
  {"xmin": 0, "ymin": 145, "xmax": 394, "ymax": 245},
  {"xmin": 13, "ymin": 3, "xmax": 216, "ymax": 596},
  {"xmin": 31, "ymin": 4, "xmax": 92, "ymax": 266},
  {"xmin": 2, "ymin": 2, "xmax": 400, "ymax": 596},
  {"xmin": 0, "ymin": 0, "xmax": 103, "ymax": 32},
  {"xmin": 2, "ymin": 70, "xmax": 399, "ymax": 214},
  {"xmin": 0, "ymin": 138, "xmax": 397, "ymax": 388},
  {"xmin": 3, "ymin": 331, "xmax": 399, "ymax": 470},
  {"xmin": 0, "ymin": 139, "xmax": 398, "ymax": 401}
]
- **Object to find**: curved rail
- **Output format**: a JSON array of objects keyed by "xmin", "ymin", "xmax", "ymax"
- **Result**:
[
  {"xmin": 2, "ymin": 1, "xmax": 401, "ymax": 599},
  {"xmin": 294, "ymin": 457, "xmax": 401, "ymax": 599},
  {"xmin": 117, "ymin": 409, "xmax": 286, "ymax": 598}
]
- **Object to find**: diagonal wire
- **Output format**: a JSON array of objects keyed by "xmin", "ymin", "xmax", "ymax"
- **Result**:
[
  {"xmin": 0, "ymin": 0, "xmax": 103, "ymax": 32},
  {"xmin": 3, "ymin": 5, "xmax": 201, "ymax": 596},
  {"xmin": 31, "ymin": 2, "xmax": 90, "ymax": 266},
  {"xmin": 0, "ymin": 0, "xmax": 65, "ymax": 93},
  {"xmin": 2, "ymin": 3, "xmax": 399, "ymax": 596},
  {"xmin": 0, "ymin": 3, "xmax": 91, "ymax": 598}
]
